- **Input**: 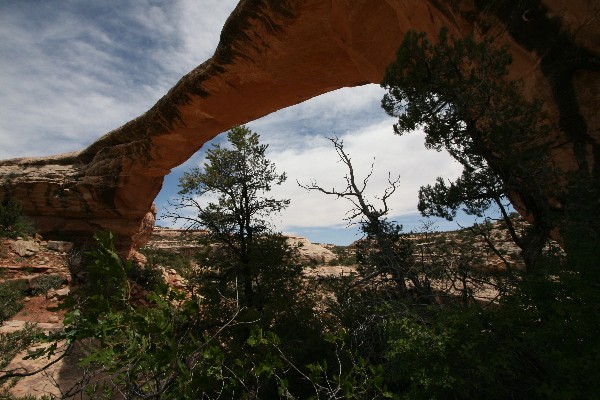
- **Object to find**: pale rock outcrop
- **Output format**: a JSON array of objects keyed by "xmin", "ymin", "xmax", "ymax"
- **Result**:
[
  {"xmin": 46, "ymin": 240, "xmax": 74, "ymax": 253},
  {"xmin": 46, "ymin": 287, "xmax": 70, "ymax": 300},
  {"xmin": 0, "ymin": 0, "xmax": 598, "ymax": 256},
  {"xmin": 10, "ymin": 239, "xmax": 40, "ymax": 257},
  {"xmin": 287, "ymin": 235, "xmax": 336, "ymax": 265}
]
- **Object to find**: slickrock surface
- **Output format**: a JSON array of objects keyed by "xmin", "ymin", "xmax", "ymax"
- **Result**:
[{"xmin": 287, "ymin": 235, "xmax": 337, "ymax": 265}]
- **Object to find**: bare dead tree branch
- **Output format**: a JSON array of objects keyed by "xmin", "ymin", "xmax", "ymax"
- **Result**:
[{"xmin": 298, "ymin": 137, "xmax": 437, "ymax": 299}]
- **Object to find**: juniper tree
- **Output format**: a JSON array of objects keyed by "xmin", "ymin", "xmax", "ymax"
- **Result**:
[
  {"xmin": 168, "ymin": 125, "xmax": 290, "ymax": 308},
  {"xmin": 381, "ymin": 28, "xmax": 554, "ymax": 269}
]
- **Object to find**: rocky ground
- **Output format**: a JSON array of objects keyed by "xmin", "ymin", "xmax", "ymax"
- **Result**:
[
  {"xmin": 0, "ymin": 229, "xmax": 344, "ymax": 398},
  {"xmin": 0, "ymin": 230, "xmax": 344, "ymax": 333},
  {"xmin": 0, "ymin": 236, "xmax": 76, "ymax": 398},
  {"xmin": 0, "ymin": 221, "xmax": 539, "ymax": 398},
  {"xmin": 0, "ymin": 236, "xmax": 71, "ymax": 328}
]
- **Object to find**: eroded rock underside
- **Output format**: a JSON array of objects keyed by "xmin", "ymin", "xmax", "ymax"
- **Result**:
[{"xmin": 0, "ymin": 0, "xmax": 598, "ymax": 256}]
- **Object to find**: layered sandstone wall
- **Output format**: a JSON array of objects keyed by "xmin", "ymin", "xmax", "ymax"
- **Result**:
[{"xmin": 0, "ymin": 0, "xmax": 598, "ymax": 256}]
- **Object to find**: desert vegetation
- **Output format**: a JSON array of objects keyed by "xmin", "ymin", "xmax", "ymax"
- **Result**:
[
  {"xmin": 0, "ymin": 29, "xmax": 598, "ymax": 399},
  {"xmin": 0, "ymin": 198, "xmax": 35, "ymax": 240}
]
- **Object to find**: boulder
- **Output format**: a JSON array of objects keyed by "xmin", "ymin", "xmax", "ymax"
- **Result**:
[
  {"xmin": 10, "ymin": 239, "xmax": 40, "ymax": 257},
  {"xmin": 46, "ymin": 240, "xmax": 73, "ymax": 253},
  {"xmin": 46, "ymin": 287, "xmax": 69, "ymax": 300},
  {"xmin": 287, "ymin": 236, "xmax": 336, "ymax": 265}
]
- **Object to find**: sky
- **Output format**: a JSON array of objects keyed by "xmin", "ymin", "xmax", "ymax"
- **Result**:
[{"xmin": 0, "ymin": 0, "xmax": 484, "ymax": 245}]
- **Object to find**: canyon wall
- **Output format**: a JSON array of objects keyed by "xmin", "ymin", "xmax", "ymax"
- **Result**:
[{"xmin": 0, "ymin": 0, "xmax": 598, "ymax": 256}]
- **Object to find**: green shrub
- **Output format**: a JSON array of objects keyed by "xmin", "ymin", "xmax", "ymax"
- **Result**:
[
  {"xmin": 0, "ymin": 390, "xmax": 50, "ymax": 400},
  {"xmin": 139, "ymin": 247, "xmax": 193, "ymax": 276},
  {"xmin": 82, "ymin": 231, "xmax": 131, "ymax": 316},
  {"xmin": 30, "ymin": 275, "xmax": 64, "ymax": 296},
  {"xmin": 0, "ymin": 323, "xmax": 40, "ymax": 376},
  {"xmin": 381, "ymin": 262, "xmax": 600, "ymax": 400},
  {"xmin": 126, "ymin": 264, "xmax": 165, "ymax": 291},
  {"xmin": 0, "ymin": 198, "xmax": 34, "ymax": 239},
  {"xmin": 0, "ymin": 282, "xmax": 25, "ymax": 323},
  {"xmin": 328, "ymin": 245, "xmax": 357, "ymax": 266},
  {"xmin": 39, "ymin": 225, "xmax": 600, "ymax": 399},
  {"xmin": 25, "ymin": 232, "xmax": 354, "ymax": 398}
]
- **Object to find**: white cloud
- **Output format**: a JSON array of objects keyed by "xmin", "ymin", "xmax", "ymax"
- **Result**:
[
  {"xmin": 170, "ymin": 0, "xmax": 238, "ymax": 69},
  {"xmin": 0, "ymin": 0, "xmax": 238, "ymax": 159},
  {"xmin": 248, "ymin": 85, "xmax": 388, "ymax": 150},
  {"xmin": 267, "ymin": 120, "xmax": 462, "ymax": 231},
  {"xmin": 157, "ymin": 116, "xmax": 463, "ymax": 240}
]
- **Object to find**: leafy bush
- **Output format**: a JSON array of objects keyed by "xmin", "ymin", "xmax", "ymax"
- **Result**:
[
  {"xmin": 0, "ymin": 282, "xmax": 25, "ymax": 323},
  {"xmin": 16, "ymin": 213, "xmax": 598, "ymax": 398},
  {"xmin": 380, "ymin": 258, "xmax": 600, "ymax": 400},
  {"xmin": 191, "ymin": 233, "xmax": 306, "ymax": 314},
  {"xmin": 0, "ymin": 323, "xmax": 40, "ymax": 379},
  {"xmin": 126, "ymin": 263, "xmax": 165, "ymax": 291},
  {"xmin": 138, "ymin": 247, "xmax": 193, "ymax": 276},
  {"xmin": 328, "ymin": 245, "xmax": 357, "ymax": 266},
  {"xmin": 0, "ymin": 389, "xmax": 50, "ymax": 400},
  {"xmin": 23, "ymin": 232, "xmax": 370, "ymax": 398},
  {"xmin": 0, "ymin": 389, "xmax": 51, "ymax": 400},
  {"xmin": 81, "ymin": 231, "xmax": 131, "ymax": 316},
  {"xmin": 30, "ymin": 274, "xmax": 64, "ymax": 296},
  {"xmin": 0, "ymin": 198, "xmax": 34, "ymax": 239}
]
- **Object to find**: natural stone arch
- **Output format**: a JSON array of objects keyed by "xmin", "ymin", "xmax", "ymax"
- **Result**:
[{"xmin": 0, "ymin": 0, "xmax": 598, "ymax": 256}]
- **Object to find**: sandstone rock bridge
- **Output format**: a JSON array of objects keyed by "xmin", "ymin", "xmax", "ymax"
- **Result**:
[{"xmin": 0, "ymin": 0, "xmax": 599, "ymax": 257}]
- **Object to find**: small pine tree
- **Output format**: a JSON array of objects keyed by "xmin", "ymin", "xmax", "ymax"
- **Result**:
[{"xmin": 169, "ymin": 125, "xmax": 290, "ymax": 308}]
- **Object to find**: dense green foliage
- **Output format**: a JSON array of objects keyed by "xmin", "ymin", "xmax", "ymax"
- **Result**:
[
  {"xmin": 81, "ymin": 231, "xmax": 132, "ymax": 316},
  {"xmin": 0, "ymin": 323, "xmax": 41, "ymax": 394},
  {"xmin": 28, "ymin": 232, "xmax": 383, "ymax": 398},
  {"xmin": 192, "ymin": 233, "xmax": 305, "ymax": 316},
  {"xmin": 381, "ymin": 28, "xmax": 548, "ymax": 219},
  {"xmin": 388, "ymin": 263, "xmax": 599, "ymax": 399},
  {"xmin": 7, "ymin": 228, "xmax": 597, "ymax": 399},
  {"xmin": 370, "ymin": 28, "xmax": 598, "ymax": 399},
  {"xmin": 0, "ymin": 198, "xmax": 34, "ymax": 239},
  {"xmin": 171, "ymin": 125, "xmax": 290, "ymax": 309},
  {"xmin": 0, "ymin": 281, "xmax": 25, "ymax": 323},
  {"xmin": 381, "ymin": 28, "xmax": 553, "ymax": 269}
]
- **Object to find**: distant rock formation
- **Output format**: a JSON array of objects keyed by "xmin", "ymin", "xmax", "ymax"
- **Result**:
[
  {"xmin": 286, "ymin": 236, "xmax": 336, "ymax": 265},
  {"xmin": 0, "ymin": 0, "xmax": 598, "ymax": 256},
  {"xmin": 146, "ymin": 228, "xmax": 337, "ymax": 266}
]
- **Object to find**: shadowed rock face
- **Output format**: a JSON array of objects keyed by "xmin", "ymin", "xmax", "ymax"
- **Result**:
[{"xmin": 0, "ymin": 0, "xmax": 598, "ymax": 256}]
